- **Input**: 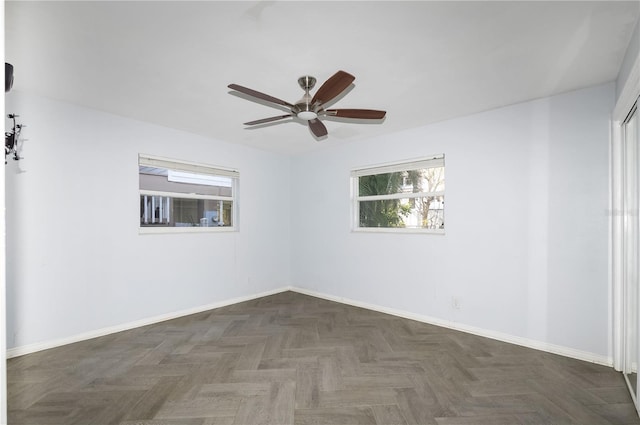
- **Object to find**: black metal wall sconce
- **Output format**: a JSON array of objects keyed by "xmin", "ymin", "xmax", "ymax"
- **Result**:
[
  {"xmin": 5, "ymin": 62, "xmax": 26, "ymax": 163},
  {"xmin": 5, "ymin": 114, "xmax": 24, "ymax": 163}
]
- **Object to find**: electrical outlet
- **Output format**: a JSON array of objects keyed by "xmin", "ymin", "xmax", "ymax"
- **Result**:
[{"xmin": 452, "ymin": 296, "xmax": 461, "ymax": 310}]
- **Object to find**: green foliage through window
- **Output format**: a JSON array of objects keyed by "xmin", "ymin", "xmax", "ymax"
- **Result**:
[
  {"xmin": 359, "ymin": 173, "xmax": 412, "ymax": 227},
  {"xmin": 353, "ymin": 157, "xmax": 444, "ymax": 231}
]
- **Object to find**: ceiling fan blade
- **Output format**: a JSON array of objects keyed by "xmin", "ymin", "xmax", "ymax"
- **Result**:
[
  {"xmin": 311, "ymin": 70, "xmax": 355, "ymax": 105},
  {"xmin": 244, "ymin": 114, "xmax": 293, "ymax": 126},
  {"xmin": 228, "ymin": 84, "xmax": 294, "ymax": 108},
  {"xmin": 324, "ymin": 109, "xmax": 386, "ymax": 119},
  {"xmin": 308, "ymin": 118, "xmax": 328, "ymax": 138}
]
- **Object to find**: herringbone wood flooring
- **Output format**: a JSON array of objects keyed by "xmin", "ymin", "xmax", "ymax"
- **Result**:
[{"xmin": 7, "ymin": 291, "xmax": 640, "ymax": 424}]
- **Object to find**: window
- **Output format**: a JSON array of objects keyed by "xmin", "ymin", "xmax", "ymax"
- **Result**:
[
  {"xmin": 139, "ymin": 154, "xmax": 238, "ymax": 233},
  {"xmin": 352, "ymin": 155, "xmax": 444, "ymax": 233}
]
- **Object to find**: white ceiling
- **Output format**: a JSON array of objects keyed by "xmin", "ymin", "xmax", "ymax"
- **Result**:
[{"xmin": 5, "ymin": 1, "xmax": 639, "ymax": 155}]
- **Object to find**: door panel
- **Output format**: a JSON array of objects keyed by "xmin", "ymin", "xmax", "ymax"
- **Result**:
[{"xmin": 623, "ymin": 102, "xmax": 639, "ymax": 409}]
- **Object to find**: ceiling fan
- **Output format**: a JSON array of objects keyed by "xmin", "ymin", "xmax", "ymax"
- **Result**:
[{"xmin": 228, "ymin": 70, "xmax": 386, "ymax": 138}]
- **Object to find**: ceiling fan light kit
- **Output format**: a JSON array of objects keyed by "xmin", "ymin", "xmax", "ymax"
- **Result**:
[
  {"xmin": 296, "ymin": 110, "xmax": 317, "ymax": 121},
  {"xmin": 228, "ymin": 70, "xmax": 386, "ymax": 139}
]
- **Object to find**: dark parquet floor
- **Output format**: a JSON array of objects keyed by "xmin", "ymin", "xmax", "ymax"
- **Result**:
[{"xmin": 7, "ymin": 291, "xmax": 640, "ymax": 424}]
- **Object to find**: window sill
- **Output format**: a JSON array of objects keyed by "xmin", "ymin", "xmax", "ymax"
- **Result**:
[
  {"xmin": 352, "ymin": 227, "xmax": 445, "ymax": 235},
  {"xmin": 139, "ymin": 226, "xmax": 237, "ymax": 235}
]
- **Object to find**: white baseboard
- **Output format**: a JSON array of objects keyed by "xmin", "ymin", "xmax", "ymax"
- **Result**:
[
  {"xmin": 289, "ymin": 286, "xmax": 613, "ymax": 367},
  {"xmin": 6, "ymin": 286, "xmax": 291, "ymax": 359},
  {"xmin": 8, "ymin": 285, "xmax": 613, "ymax": 368}
]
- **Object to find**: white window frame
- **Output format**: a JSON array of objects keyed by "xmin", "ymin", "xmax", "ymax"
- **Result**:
[
  {"xmin": 138, "ymin": 154, "xmax": 239, "ymax": 234},
  {"xmin": 351, "ymin": 155, "xmax": 445, "ymax": 234}
]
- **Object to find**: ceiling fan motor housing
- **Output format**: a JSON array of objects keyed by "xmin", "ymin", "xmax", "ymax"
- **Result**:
[{"xmin": 294, "ymin": 101, "xmax": 319, "ymax": 120}]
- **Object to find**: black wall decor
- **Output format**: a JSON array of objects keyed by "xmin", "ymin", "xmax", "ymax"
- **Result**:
[
  {"xmin": 5, "ymin": 114, "xmax": 24, "ymax": 163},
  {"xmin": 5, "ymin": 63, "xmax": 14, "ymax": 92}
]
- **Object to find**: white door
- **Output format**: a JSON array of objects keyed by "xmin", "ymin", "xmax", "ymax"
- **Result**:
[{"xmin": 622, "ymin": 101, "xmax": 639, "ymax": 413}]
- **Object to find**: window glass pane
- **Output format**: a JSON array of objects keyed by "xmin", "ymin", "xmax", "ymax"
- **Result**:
[
  {"xmin": 358, "ymin": 167, "xmax": 444, "ymax": 196},
  {"xmin": 139, "ymin": 166, "xmax": 233, "ymax": 197},
  {"xmin": 140, "ymin": 196, "xmax": 233, "ymax": 227},
  {"xmin": 359, "ymin": 196, "xmax": 444, "ymax": 229},
  {"xmin": 424, "ymin": 166, "xmax": 445, "ymax": 192},
  {"xmin": 359, "ymin": 172, "xmax": 407, "ymax": 196}
]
